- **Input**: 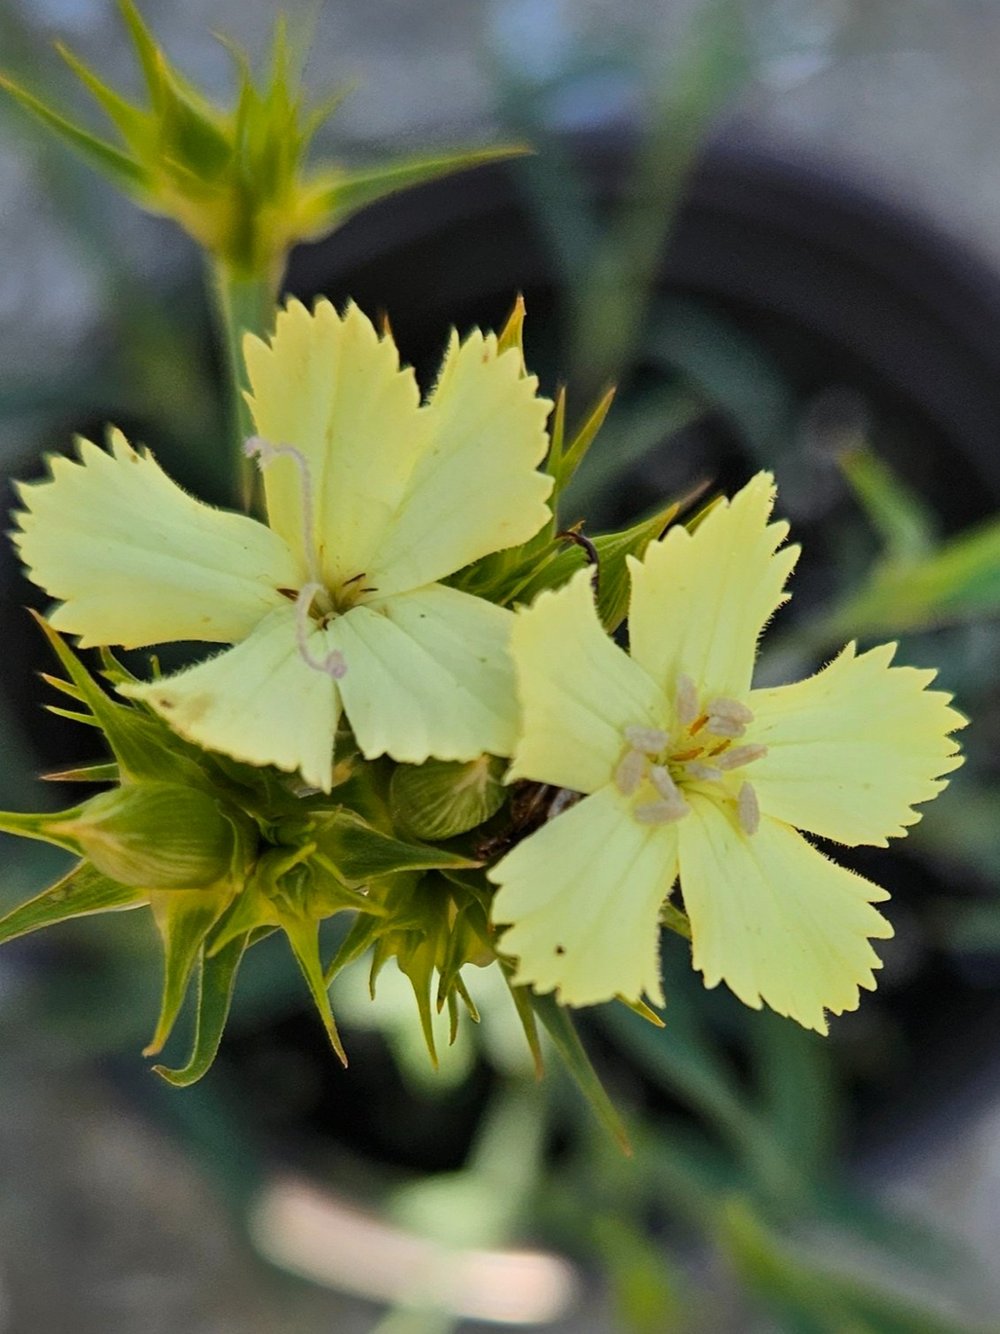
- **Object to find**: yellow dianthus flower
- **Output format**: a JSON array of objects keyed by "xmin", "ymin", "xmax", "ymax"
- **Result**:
[{"xmin": 488, "ymin": 474, "xmax": 965, "ymax": 1033}]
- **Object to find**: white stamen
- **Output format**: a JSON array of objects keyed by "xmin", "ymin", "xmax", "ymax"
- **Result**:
[
  {"xmin": 706, "ymin": 696, "xmax": 754, "ymax": 725},
  {"xmin": 634, "ymin": 797, "xmax": 690, "ymax": 826},
  {"xmin": 649, "ymin": 765, "xmax": 681, "ymax": 802},
  {"xmin": 675, "ymin": 674, "xmax": 699, "ymax": 727},
  {"xmin": 716, "ymin": 743, "xmax": 768, "ymax": 771},
  {"xmin": 737, "ymin": 781, "xmax": 760, "ymax": 836},
  {"xmin": 624, "ymin": 725, "xmax": 669, "ymax": 755},
  {"xmin": 614, "ymin": 749, "xmax": 647, "ymax": 795},
  {"xmin": 295, "ymin": 583, "xmax": 347, "ymax": 679},
  {"xmin": 245, "ymin": 436, "xmax": 321, "ymax": 585},
  {"xmin": 706, "ymin": 714, "xmax": 747, "ymax": 740},
  {"xmin": 685, "ymin": 761, "xmax": 723, "ymax": 782}
]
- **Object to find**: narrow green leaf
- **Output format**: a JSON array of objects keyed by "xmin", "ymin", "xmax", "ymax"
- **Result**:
[
  {"xmin": 152, "ymin": 933, "xmax": 247, "ymax": 1086},
  {"xmin": 551, "ymin": 385, "xmax": 616, "ymax": 497},
  {"xmin": 0, "ymin": 73, "xmax": 145, "ymax": 192},
  {"xmin": 838, "ymin": 443, "xmax": 936, "ymax": 563},
  {"xmin": 317, "ymin": 144, "xmax": 532, "ymax": 225},
  {"xmin": 530, "ymin": 992, "xmax": 631, "ymax": 1153},
  {"xmin": 313, "ymin": 808, "xmax": 480, "ymax": 885},
  {"xmin": 145, "ymin": 887, "xmax": 232, "ymax": 1056},
  {"xmin": 515, "ymin": 500, "xmax": 679, "ymax": 631},
  {"xmin": 0, "ymin": 860, "xmax": 145, "ymax": 945}
]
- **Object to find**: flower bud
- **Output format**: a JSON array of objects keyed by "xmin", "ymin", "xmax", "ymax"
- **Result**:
[
  {"xmin": 389, "ymin": 756, "xmax": 507, "ymax": 841},
  {"xmin": 50, "ymin": 782, "xmax": 251, "ymax": 890}
]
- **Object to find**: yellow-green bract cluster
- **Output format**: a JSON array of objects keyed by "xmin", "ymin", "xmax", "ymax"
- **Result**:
[
  {"xmin": 0, "ymin": 1, "xmax": 526, "ymax": 283},
  {"xmin": 1, "ymin": 297, "xmax": 965, "ymax": 1084}
]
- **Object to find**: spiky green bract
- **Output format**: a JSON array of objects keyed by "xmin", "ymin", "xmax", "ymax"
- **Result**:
[
  {"xmin": 0, "ymin": 2, "xmax": 528, "ymax": 282},
  {"xmin": 447, "ymin": 300, "xmax": 680, "ymax": 624},
  {"xmin": 0, "ymin": 620, "xmax": 626, "ymax": 1138}
]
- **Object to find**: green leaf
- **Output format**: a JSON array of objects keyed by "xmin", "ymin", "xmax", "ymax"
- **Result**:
[
  {"xmin": 0, "ymin": 73, "xmax": 145, "ymax": 193},
  {"xmin": 314, "ymin": 144, "xmax": 532, "ymax": 228},
  {"xmin": 152, "ymin": 933, "xmax": 247, "ymax": 1086},
  {"xmin": 530, "ymin": 992, "xmax": 631, "ymax": 1154},
  {"xmin": 0, "ymin": 860, "xmax": 146, "ymax": 945},
  {"xmin": 145, "ymin": 887, "xmax": 232, "ymax": 1057},
  {"xmin": 313, "ymin": 808, "xmax": 480, "ymax": 886},
  {"xmin": 550, "ymin": 385, "xmax": 616, "ymax": 499},
  {"xmin": 838, "ymin": 443, "xmax": 936, "ymax": 563},
  {"xmin": 117, "ymin": 0, "xmax": 168, "ymax": 108},
  {"xmin": 829, "ymin": 516, "xmax": 1000, "ymax": 638}
]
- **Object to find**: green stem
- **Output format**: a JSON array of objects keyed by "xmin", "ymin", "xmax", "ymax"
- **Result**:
[{"xmin": 207, "ymin": 258, "xmax": 278, "ymax": 509}]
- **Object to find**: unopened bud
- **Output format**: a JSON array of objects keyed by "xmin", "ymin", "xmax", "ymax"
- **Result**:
[
  {"xmin": 51, "ymin": 782, "xmax": 250, "ymax": 890},
  {"xmin": 389, "ymin": 755, "xmax": 506, "ymax": 841}
]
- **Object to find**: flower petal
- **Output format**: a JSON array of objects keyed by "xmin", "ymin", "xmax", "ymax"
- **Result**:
[
  {"xmin": 627, "ymin": 472, "xmax": 798, "ymax": 701},
  {"xmin": 329, "ymin": 583, "xmax": 519, "ymax": 763},
  {"xmin": 369, "ymin": 326, "xmax": 553, "ymax": 595},
  {"xmin": 244, "ymin": 299, "xmax": 424, "ymax": 587},
  {"xmin": 507, "ymin": 568, "xmax": 666, "ymax": 793},
  {"xmin": 488, "ymin": 784, "xmax": 676, "ymax": 1007},
  {"xmin": 677, "ymin": 795, "xmax": 893, "ymax": 1034},
  {"xmin": 13, "ymin": 430, "xmax": 298, "ymax": 649},
  {"xmin": 122, "ymin": 606, "xmax": 340, "ymax": 791},
  {"xmin": 750, "ymin": 642, "xmax": 966, "ymax": 847}
]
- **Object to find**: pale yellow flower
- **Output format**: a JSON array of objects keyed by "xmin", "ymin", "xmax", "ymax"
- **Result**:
[
  {"xmin": 487, "ymin": 474, "xmax": 965, "ymax": 1032},
  {"xmin": 14, "ymin": 299, "xmax": 553, "ymax": 791}
]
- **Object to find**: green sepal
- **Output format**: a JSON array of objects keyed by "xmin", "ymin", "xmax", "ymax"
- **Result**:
[
  {"xmin": 43, "ymin": 762, "xmax": 120, "ymax": 785},
  {"xmin": 0, "ymin": 805, "xmax": 87, "ymax": 857},
  {"xmin": 33, "ymin": 615, "xmax": 206, "ymax": 788},
  {"xmin": 530, "ymin": 992, "xmax": 632, "ymax": 1154},
  {"xmin": 152, "ymin": 933, "xmax": 248, "ymax": 1087},
  {"xmin": 308, "ymin": 144, "xmax": 532, "ymax": 232},
  {"xmin": 503, "ymin": 972, "xmax": 545, "ymax": 1080},
  {"xmin": 389, "ymin": 756, "xmax": 507, "ymax": 841},
  {"xmin": 144, "ymin": 886, "xmax": 234, "ymax": 1056},
  {"xmin": 55, "ymin": 41, "xmax": 150, "ymax": 151},
  {"xmin": 311, "ymin": 808, "xmax": 480, "ymax": 886},
  {"xmin": 280, "ymin": 911, "xmax": 347, "ymax": 1066},
  {"xmin": 0, "ymin": 859, "xmax": 146, "ymax": 945},
  {"xmin": 0, "ymin": 72, "xmax": 146, "ymax": 194},
  {"xmin": 514, "ymin": 499, "xmax": 680, "ymax": 631}
]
